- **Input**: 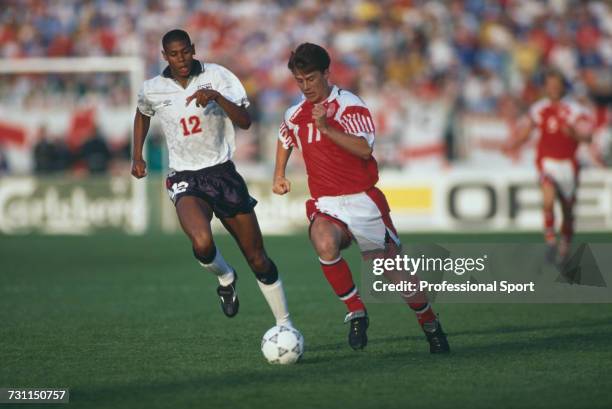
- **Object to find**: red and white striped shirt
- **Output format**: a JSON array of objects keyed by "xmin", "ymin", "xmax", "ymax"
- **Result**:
[
  {"xmin": 279, "ymin": 86, "xmax": 379, "ymax": 198},
  {"xmin": 529, "ymin": 97, "xmax": 593, "ymax": 170}
]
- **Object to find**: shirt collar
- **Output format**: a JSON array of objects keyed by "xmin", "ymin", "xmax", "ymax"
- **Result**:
[
  {"xmin": 162, "ymin": 60, "xmax": 204, "ymax": 79},
  {"xmin": 303, "ymin": 85, "xmax": 339, "ymax": 105},
  {"xmin": 325, "ymin": 85, "xmax": 340, "ymax": 103}
]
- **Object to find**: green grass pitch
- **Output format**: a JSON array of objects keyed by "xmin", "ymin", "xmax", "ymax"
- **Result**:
[{"xmin": 1, "ymin": 232, "xmax": 611, "ymax": 408}]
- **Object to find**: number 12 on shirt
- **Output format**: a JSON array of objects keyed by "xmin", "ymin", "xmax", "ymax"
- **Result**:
[{"xmin": 180, "ymin": 116, "xmax": 203, "ymax": 136}]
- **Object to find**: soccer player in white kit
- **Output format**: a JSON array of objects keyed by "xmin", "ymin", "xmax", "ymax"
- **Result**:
[
  {"xmin": 131, "ymin": 29, "xmax": 292, "ymax": 328},
  {"xmin": 273, "ymin": 43, "xmax": 449, "ymax": 353}
]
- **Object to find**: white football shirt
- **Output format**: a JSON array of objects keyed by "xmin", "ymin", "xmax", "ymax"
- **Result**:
[{"xmin": 137, "ymin": 60, "xmax": 249, "ymax": 171}]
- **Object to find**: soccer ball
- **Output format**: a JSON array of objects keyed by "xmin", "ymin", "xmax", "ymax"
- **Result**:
[{"xmin": 261, "ymin": 325, "xmax": 304, "ymax": 364}]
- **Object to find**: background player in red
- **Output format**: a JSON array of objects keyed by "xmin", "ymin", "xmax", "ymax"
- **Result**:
[
  {"xmin": 505, "ymin": 70, "xmax": 593, "ymax": 263},
  {"xmin": 273, "ymin": 43, "xmax": 449, "ymax": 353}
]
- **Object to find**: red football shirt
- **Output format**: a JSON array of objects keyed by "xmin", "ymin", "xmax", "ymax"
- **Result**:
[
  {"xmin": 279, "ymin": 86, "xmax": 379, "ymax": 198},
  {"xmin": 529, "ymin": 97, "xmax": 592, "ymax": 168}
]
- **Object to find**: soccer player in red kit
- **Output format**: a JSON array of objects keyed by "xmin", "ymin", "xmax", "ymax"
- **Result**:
[
  {"xmin": 505, "ymin": 70, "xmax": 593, "ymax": 262},
  {"xmin": 273, "ymin": 43, "xmax": 449, "ymax": 353}
]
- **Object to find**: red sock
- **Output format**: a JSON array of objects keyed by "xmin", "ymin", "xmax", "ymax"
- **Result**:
[
  {"xmin": 410, "ymin": 302, "xmax": 437, "ymax": 326},
  {"xmin": 320, "ymin": 257, "xmax": 365, "ymax": 313},
  {"xmin": 544, "ymin": 209, "xmax": 555, "ymax": 243}
]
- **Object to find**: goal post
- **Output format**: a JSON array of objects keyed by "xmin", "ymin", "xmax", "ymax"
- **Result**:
[{"xmin": 0, "ymin": 57, "xmax": 148, "ymax": 234}]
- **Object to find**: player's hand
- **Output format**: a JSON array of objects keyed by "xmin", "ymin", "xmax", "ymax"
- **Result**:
[
  {"xmin": 131, "ymin": 158, "xmax": 147, "ymax": 178},
  {"xmin": 272, "ymin": 176, "xmax": 291, "ymax": 195},
  {"xmin": 186, "ymin": 89, "xmax": 221, "ymax": 108},
  {"xmin": 312, "ymin": 103, "xmax": 328, "ymax": 132},
  {"xmin": 561, "ymin": 123, "xmax": 577, "ymax": 139}
]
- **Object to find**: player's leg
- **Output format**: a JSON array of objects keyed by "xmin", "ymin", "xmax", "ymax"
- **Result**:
[
  {"xmin": 541, "ymin": 177, "xmax": 557, "ymax": 262},
  {"xmin": 175, "ymin": 196, "xmax": 239, "ymax": 317},
  {"xmin": 381, "ymin": 238, "xmax": 447, "ymax": 341},
  {"xmin": 353, "ymin": 187, "xmax": 449, "ymax": 353},
  {"xmin": 558, "ymin": 193, "xmax": 576, "ymax": 261},
  {"xmin": 309, "ymin": 215, "xmax": 369, "ymax": 350},
  {"xmin": 383, "ymin": 241, "xmax": 449, "ymax": 353},
  {"xmin": 220, "ymin": 211, "xmax": 292, "ymax": 326},
  {"xmin": 558, "ymin": 167, "xmax": 578, "ymax": 262}
]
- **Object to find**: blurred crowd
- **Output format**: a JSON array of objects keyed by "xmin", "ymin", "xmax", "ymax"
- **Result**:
[
  {"xmin": 0, "ymin": 0, "xmax": 611, "ymax": 173},
  {"xmin": 31, "ymin": 124, "xmax": 131, "ymax": 175}
]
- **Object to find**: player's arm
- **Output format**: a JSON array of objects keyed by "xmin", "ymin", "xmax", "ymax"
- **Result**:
[
  {"xmin": 312, "ymin": 104, "xmax": 372, "ymax": 160},
  {"xmin": 131, "ymin": 108, "xmax": 150, "ymax": 178},
  {"xmin": 563, "ymin": 119, "xmax": 593, "ymax": 143},
  {"xmin": 503, "ymin": 117, "xmax": 535, "ymax": 154},
  {"xmin": 273, "ymin": 140, "xmax": 292, "ymax": 195},
  {"xmin": 186, "ymin": 90, "xmax": 251, "ymax": 129},
  {"xmin": 215, "ymin": 93, "xmax": 251, "ymax": 129}
]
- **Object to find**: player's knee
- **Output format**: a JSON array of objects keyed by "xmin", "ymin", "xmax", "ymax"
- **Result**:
[
  {"xmin": 247, "ymin": 251, "xmax": 269, "ymax": 273},
  {"xmin": 253, "ymin": 259, "xmax": 279, "ymax": 285},
  {"xmin": 561, "ymin": 205, "xmax": 575, "ymax": 219},
  {"xmin": 191, "ymin": 235, "xmax": 215, "ymax": 263},
  {"xmin": 542, "ymin": 195, "xmax": 555, "ymax": 210},
  {"xmin": 542, "ymin": 200, "xmax": 554, "ymax": 212},
  {"xmin": 313, "ymin": 236, "xmax": 340, "ymax": 261}
]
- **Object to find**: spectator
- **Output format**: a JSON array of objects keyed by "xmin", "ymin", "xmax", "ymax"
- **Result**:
[
  {"xmin": 0, "ymin": 0, "xmax": 610, "ymax": 171},
  {"xmin": 79, "ymin": 128, "xmax": 111, "ymax": 174},
  {"xmin": 33, "ymin": 127, "xmax": 56, "ymax": 173}
]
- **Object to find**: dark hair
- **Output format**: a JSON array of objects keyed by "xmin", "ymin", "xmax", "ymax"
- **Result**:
[
  {"xmin": 287, "ymin": 43, "xmax": 331, "ymax": 74},
  {"xmin": 544, "ymin": 68, "xmax": 567, "ymax": 88},
  {"xmin": 162, "ymin": 29, "xmax": 192, "ymax": 50}
]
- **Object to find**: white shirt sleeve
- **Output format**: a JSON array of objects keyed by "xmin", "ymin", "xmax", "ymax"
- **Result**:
[
  {"xmin": 568, "ymin": 101, "xmax": 591, "ymax": 124},
  {"xmin": 137, "ymin": 84, "xmax": 155, "ymax": 117},
  {"xmin": 568, "ymin": 101, "xmax": 595, "ymax": 134},
  {"xmin": 213, "ymin": 65, "xmax": 250, "ymax": 108},
  {"xmin": 528, "ymin": 102, "xmax": 542, "ymax": 125},
  {"xmin": 278, "ymin": 120, "xmax": 295, "ymax": 150},
  {"xmin": 338, "ymin": 105, "xmax": 376, "ymax": 147}
]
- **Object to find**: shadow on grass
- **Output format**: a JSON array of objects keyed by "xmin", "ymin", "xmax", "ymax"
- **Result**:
[
  {"xmin": 366, "ymin": 319, "xmax": 612, "ymax": 362},
  {"xmin": 74, "ymin": 316, "xmax": 612, "ymax": 407},
  {"xmin": 449, "ymin": 316, "xmax": 612, "ymax": 337},
  {"xmin": 307, "ymin": 314, "xmax": 612, "ymax": 354},
  {"xmin": 308, "ymin": 335, "xmax": 422, "ymax": 353}
]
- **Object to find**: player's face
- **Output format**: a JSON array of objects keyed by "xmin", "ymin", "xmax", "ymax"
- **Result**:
[
  {"xmin": 162, "ymin": 41, "xmax": 195, "ymax": 78},
  {"xmin": 293, "ymin": 69, "xmax": 331, "ymax": 103},
  {"xmin": 545, "ymin": 76, "xmax": 564, "ymax": 101}
]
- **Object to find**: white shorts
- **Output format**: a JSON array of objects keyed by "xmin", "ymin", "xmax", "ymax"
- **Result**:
[
  {"xmin": 306, "ymin": 187, "xmax": 401, "ymax": 253},
  {"xmin": 539, "ymin": 158, "xmax": 578, "ymax": 200}
]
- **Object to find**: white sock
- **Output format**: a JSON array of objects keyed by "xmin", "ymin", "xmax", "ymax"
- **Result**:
[
  {"xmin": 198, "ymin": 248, "xmax": 235, "ymax": 287},
  {"xmin": 257, "ymin": 279, "xmax": 292, "ymax": 326}
]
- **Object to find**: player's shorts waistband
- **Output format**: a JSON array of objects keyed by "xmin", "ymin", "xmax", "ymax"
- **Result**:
[
  {"xmin": 314, "ymin": 186, "xmax": 378, "ymax": 201},
  {"xmin": 169, "ymin": 160, "xmax": 235, "ymax": 176}
]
